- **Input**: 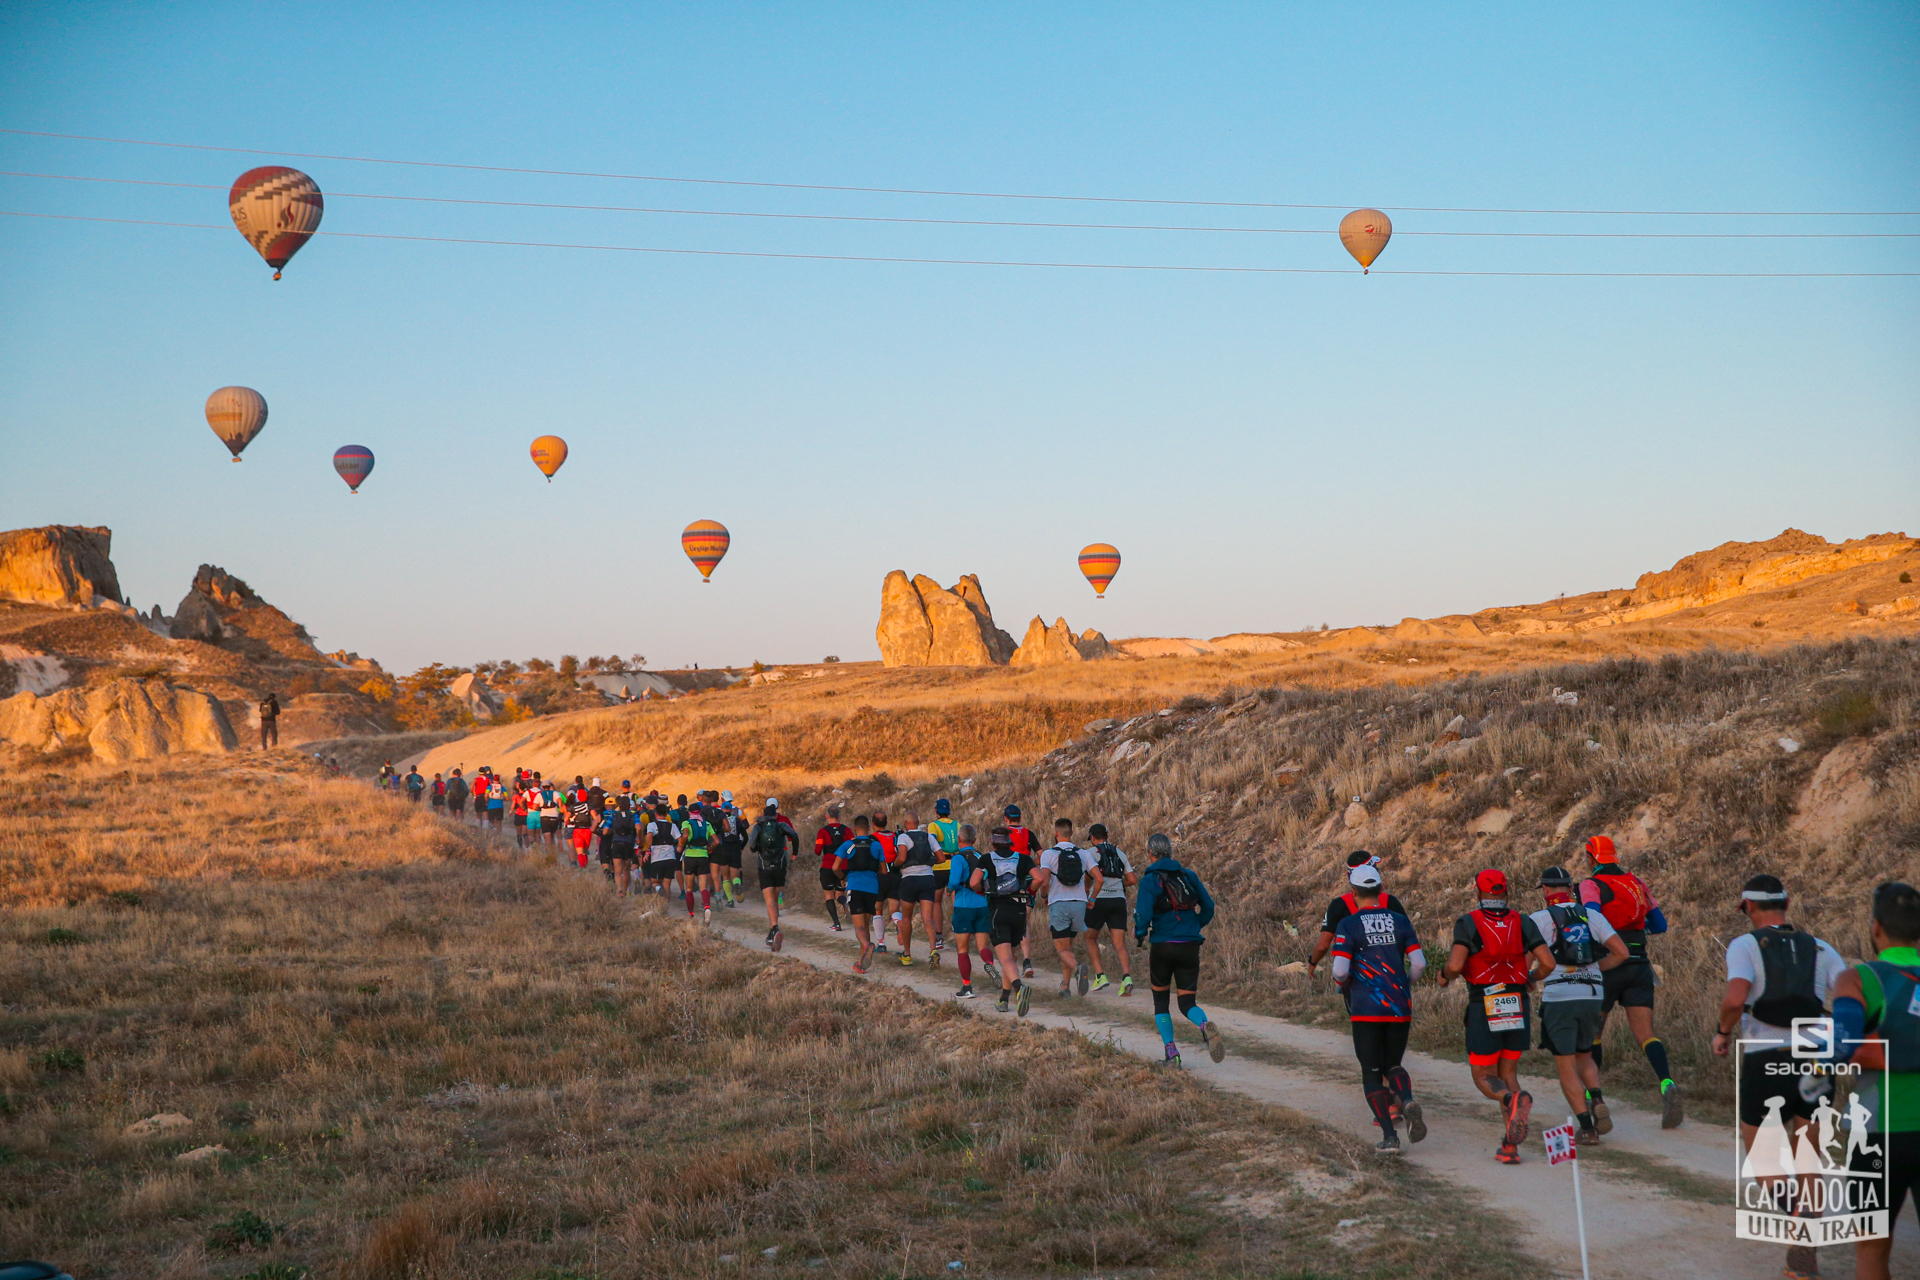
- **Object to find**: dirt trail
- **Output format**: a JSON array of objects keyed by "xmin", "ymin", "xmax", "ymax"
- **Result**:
[{"xmin": 704, "ymin": 908, "xmax": 1918, "ymax": 1280}]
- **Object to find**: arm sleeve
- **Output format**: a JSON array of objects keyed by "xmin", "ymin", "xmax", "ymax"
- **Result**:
[
  {"xmin": 1407, "ymin": 948, "xmax": 1427, "ymax": 981},
  {"xmin": 1331, "ymin": 954, "xmax": 1352, "ymax": 982},
  {"xmin": 1646, "ymin": 906, "xmax": 1668, "ymax": 934},
  {"xmin": 1579, "ymin": 879, "xmax": 1603, "ymax": 908}
]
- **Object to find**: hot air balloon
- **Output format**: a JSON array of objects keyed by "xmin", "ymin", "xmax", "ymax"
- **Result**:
[
  {"xmin": 530, "ymin": 435, "xmax": 568, "ymax": 482},
  {"xmin": 1078, "ymin": 544, "xmax": 1122, "ymax": 597},
  {"xmin": 333, "ymin": 446, "xmax": 374, "ymax": 494},
  {"xmin": 205, "ymin": 386, "xmax": 268, "ymax": 461},
  {"xmin": 229, "ymin": 167, "xmax": 324, "ymax": 279},
  {"xmin": 681, "ymin": 520, "xmax": 730, "ymax": 582},
  {"xmin": 1338, "ymin": 209, "xmax": 1392, "ymax": 273}
]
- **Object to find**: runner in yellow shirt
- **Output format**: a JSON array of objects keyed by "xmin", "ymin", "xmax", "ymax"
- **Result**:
[{"xmin": 929, "ymin": 798, "xmax": 960, "ymax": 953}]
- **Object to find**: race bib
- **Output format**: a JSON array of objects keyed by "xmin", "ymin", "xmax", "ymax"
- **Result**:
[
  {"xmin": 1483, "ymin": 989, "xmax": 1525, "ymax": 1032},
  {"xmin": 1907, "ymin": 984, "xmax": 1920, "ymax": 1018}
]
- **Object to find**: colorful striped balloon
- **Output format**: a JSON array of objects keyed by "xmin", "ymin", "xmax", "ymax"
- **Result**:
[
  {"xmin": 1079, "ymin": 543, "xmax": 1121, "ymax": 597},
  {"xmin": 333, "ymin": 445, "xmax": 375, "ymax": 494},
  {"xmin": 229, "ymin": 167, "xmax": 324, "ymax": 279},
  {"xmin": 681, "ymin": 520, "xmax": 731, "ymax": 582},
  {"xmin": 205, "ymin": 386, "xmax": 268, "ymax": 461},
  {"xmin": 529, "ymin": 435, "xmax": 568, "ymax": 481}
]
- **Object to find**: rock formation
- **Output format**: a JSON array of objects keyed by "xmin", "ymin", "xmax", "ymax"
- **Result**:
[
  {"xmin": 0, "ymin": 677, "xmax": 238, "ymax": 763},
  {"xmin": 172, "ymin": 565, "xmax": 326, "ymax": 663},
  {"xmin": 449, "ymin": 671, "xmax": 503, "ymax": 719},
  {"xmin": 0, "ymin": 525, "xmax": 123, "ymax": 607},
  {"xmin": 1629, "ymin": 529, "xmax": 1916, "ymax": 613},
  {"xmin": 1010, "ymin": 617, "xmax": 1114, "ymax": 666},
  {"xmin": 876, "ymin": 571, "xmax": 1018, "ymax": 667}
]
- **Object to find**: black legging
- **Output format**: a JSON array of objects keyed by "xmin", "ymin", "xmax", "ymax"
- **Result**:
[{"xmin": 1351, "ymin": 1021, "xmax": 1412, "ymax": 1097}]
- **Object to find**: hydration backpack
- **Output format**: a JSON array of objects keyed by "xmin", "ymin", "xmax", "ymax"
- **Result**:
[
  {"xmin": 1547, "ymin": 903, "xmax": 1598, "ymax": 967},
  {"xmin": 1157, "ymin": 867, "xmax": 1200, "ymax": 915},
  {"xmin": 845, "ymin": 835, "xmax": 882, "ymax": 875},
  {"xmin": 752, "ymin": 819, "xmax": 790, "ymax": 873},
  {"xmin": 1747, "ymin": 927, "xmax": 1828, "ymax": 1026},
  {"xmin": 1095, "ymin": 842, "xmax": 1125, "ymax": 880},
  {"xmin": 1053, "ymin": 846, "xmax": 1086, "ymax": 888},
  {"xmin": 987, "ymin": 853, "xmax": 1027, "ymax": 900},
  {"xmin": 683, "ymin": 820, "xmax": 711, "ymax": 850},
  {"xmin": 899, "ymin": 830, "xmax": 936, "ymax": 869}
]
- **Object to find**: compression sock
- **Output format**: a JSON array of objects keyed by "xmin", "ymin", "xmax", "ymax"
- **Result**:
[
  {"xmin": 956, "ymin": 952, "xmax": 972, "ymax": 982},
  {"xmin": 1577, "ymin": 1109, "xmax": 1596, "ymax": 1132},
  {"xmin": 826, "ymin": 900, "xmax": 840, "ymax": 927},
  {"xmin": 1590, "ymin": 1044, "xmax": 1604, "ymax": 1071},
  {"xmin": 1641, "ymin": 1038, "xmax": 1671, "ymax": 1083},
  {"xmin": 1386, "ymin": 1066, "xmax": 1414, "ymax": 1103},
  {"xmin": 1177, "ymin": 993, "xmax": 1208, "ymax": 1028},
  {"xmin": 1366, "ymin": 1089, "xmax": 1398, "ymax": 1134},
  {"xmin": 1155, "ymin": 1012, "xmax": 1176, "ymax": 1045},
  {"xmin": 701, "ymin": 888, "xmax": 711, "ymax": 909}
]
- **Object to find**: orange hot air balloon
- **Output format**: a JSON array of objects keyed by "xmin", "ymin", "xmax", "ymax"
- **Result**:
[
  {"xmin": 1338, "ymin": 208, "xmax": 1392, "ymax": 273},
  {"xmin": 681, "ymin": 520, "xmax": 730, "ymax": 582},
  {"xmin": 1078, "ymin": 543, "xmax": 1121, "ymax": 597},
  {"xmin": 530, "ymin": 435, "xmax": 568, "ymax": 482}
]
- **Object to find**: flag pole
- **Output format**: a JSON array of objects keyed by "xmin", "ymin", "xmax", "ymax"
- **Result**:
[{"xmin": 1569, "ymin": 1114, "xmax": 1591, "ymax": 1280}]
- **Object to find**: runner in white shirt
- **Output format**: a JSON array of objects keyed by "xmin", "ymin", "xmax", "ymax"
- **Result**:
[
  {"xmin": 1034, "ymin": 818, "xmax": 1095, "ymax": 998},
  {"xmin": 1528, "ymin": 866, "xmax": 1630, "ymax": 1143},
  {"xmin": 891, "ymin": 810, "xmax": 943, "ymax": 968},
  {"xmin": 1082, "ymin": 823, "xmax": 1136, "ymax": 995}
]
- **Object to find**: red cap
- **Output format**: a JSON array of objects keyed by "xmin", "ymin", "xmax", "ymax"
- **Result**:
[
  {"xmin": 1475, "ymin": 868, "xmax": 1509, "ymax": 897},
  {"xmin": 1584, "ymin": 835, "xmax": 1615, "ymax": 860}
]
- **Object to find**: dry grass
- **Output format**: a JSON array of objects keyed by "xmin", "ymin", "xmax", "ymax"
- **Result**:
[
  {"xmin": 0, "ymin": 756, "xmax": 1532, "ymax": 1280},
  {"xmin": 851, "ymin": 637, "xmax": 1920, "ymax": 1122}
]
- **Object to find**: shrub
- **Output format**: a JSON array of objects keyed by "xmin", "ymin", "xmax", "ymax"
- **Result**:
[
  {"xmin": 35, "ymin": 1048, "xmax": 84, "ymax": 1073},
  {"xmin": 42, "ymin": 927, "xmax": 83, "ymax": 946},
  {"xmin": 1817, "ymin": 691, "xmax": 1886, "ymax": 739},
  {"xmin": 206, "ymin": 1209, "xmax": 278, "ymax": 1251}
]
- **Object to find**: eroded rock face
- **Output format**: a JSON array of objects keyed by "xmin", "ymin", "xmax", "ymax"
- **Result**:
[
  {"xmin": 0, "ymin": 678, "xmax": 239, "ymax": 763},
  {"xmin": 0, "ymin": 525, "xmax": 123, "ymax": 606},
  {"xmin": 1630, "ymin": 529, "xmax": 1916, "ymax": 611},
  {"xmin": 875, "ymin": 571, "xmax": 1018, "ymax": 667},
  {"xmin": 171, "ymin": 564, "xmax": 325, "ymax": 663},
  {"xmin": 449, "ymin": 672, "xmax": 502, "ymax": 720},
  {"xmin": 1009, "ymin": 617, "xmax": 1112, "ymax": 666},
  {"xmin": 171, "ymin": 590, "xmax": 225, "ymax": 641}
]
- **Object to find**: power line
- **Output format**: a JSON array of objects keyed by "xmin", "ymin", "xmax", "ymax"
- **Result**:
[
  {"xmin": 4, "ymin": 127, "xmax": 1916, "ymax": 218},
  {"xmin": 7, "ymin": 209, "xmax": 1916, "ymax": 276},
  {"xmin": 5, "ymin": 170, "xmax": 1918, "ymax": 239}
]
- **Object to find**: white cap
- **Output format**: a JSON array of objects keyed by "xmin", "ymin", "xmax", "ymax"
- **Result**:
[
  {"xmin": 765, "ymin": 796, "xmax": 779, "ymax": 809},
  {"xmin": 592, "ymin": 777, "xmax": 602, "ymax": 787},
  {"xmin": 1349, "ymin": 865, "xmax": 1383, "ymax": 889}
]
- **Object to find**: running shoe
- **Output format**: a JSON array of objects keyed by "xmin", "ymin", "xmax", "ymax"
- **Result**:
[
  {"xmin": 1660, "ymin": 1079, "xmax": 1684, "ymax": 1129},
  {"xmin": 1503, "ymin": 1090, "xmax": 1533, "ymax": 1147},
  {"xmin": 853, "ymin": 961, "xmax": 869, "ymax": 975},
  {"xmin": 1403, "ymin": 1099, "xmax": 1427, "ymax": 1144},
  {"xmin": 954, "ymin": 984, "xmax": 975, "ymax": 1000},
  {"xmin": 1202, "ymin": 1021, "xmax": 1226, "ymax": 1063},
  {"xmin": 771, "ymin": 929, "xmax": 783, "ymax": 953},
  {"xmin": 1119, "ymin": 976, "xmax": 1134, "ymax": 997},
  {"xmin": 1090, "ymin": 974, "xmax": 1110, "ymax": 993},
  {"xmin": 1023, "ymin": 962, "xmax": 1035, "ymax": 979},
  {"xmin": 1375, "ymin": 1131, "xmax": 1402, "ymax": 1156},
  {"xmin": 1784, "ymin": 1244, "xmax": 1820, "ymax": 1279},
  {"xmin": 929, "ymin": 950, "xmax": 940, "ymax": 968},
  {"xmin": 900, "ymin": 955, "xmax": 915, "ymax": 967},
  {"xmin": 994, "ymin": 996, "xmax": 1009, "ymax": 1013},
  {"xmin": 933, "ymin": 936, "xmax": 945, "ymax": 952},
  {"xmin": 703, "ymin": 907, "xmax": 712, "ymax": 925},
  {"xmin": 1574, "ymin": 1126, "xmax": 1598, "ymax": 1146},
  {"xmin": 1161, "ymin": 1043, "xmax": 1182, "ymax": 1068},
  {"xmin": 829, "ymin": 923, "xmax": 844, "ymax": 932},
  {"xmin": 765, "ymin": 928, "xmax": 777, "ymax": 950},
  {"xmin": 1076, "ymin": 966, "xmax": 1090, "ymax": 997},
  {"xmin": 875, "ymin": 944, "xmax": 888, "ymax": 955},
  {"xmin": 1015, "ymin": 983, "xmax": 1030, "ymax": 1018},
  {"xmin": 1058, "ymin": 981, "xmax": 1072, "ymax": 998},
  {"xmin": 1589, "ymin": 1098, "xmax": 1612, "ymax": 1135},
  {"xmin": 1494, "ymin": 1142, "xmax": 1521, "ymax": 1165}
]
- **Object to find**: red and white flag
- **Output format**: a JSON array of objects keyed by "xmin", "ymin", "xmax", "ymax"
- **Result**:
[{"xmin": 1542, "ymin": 1120, "xmax": 1577, "ymax": 1166}]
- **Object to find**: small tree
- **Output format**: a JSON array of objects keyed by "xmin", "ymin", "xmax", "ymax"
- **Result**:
[
  {"xmin": 559, "ymin": 655, "xmax": 580, "ymax": 678},
  {"xmin": 585, "ymin": 655, "xmax": 606, "ymax": 672}
]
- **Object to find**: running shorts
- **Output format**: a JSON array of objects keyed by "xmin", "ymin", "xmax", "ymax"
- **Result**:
[
  {"xmin": 572, "ymin": 828, "xmax": 593, "ymax": 850},
  {"xmin": 431, "ymin": 795, "xmax": 445, "ymax": 808},
  {"xmin": 951, "ymin": 905, "xmax": 992, "ymax": 936},
  {"xmin": 681, "ymin": 854, "xmax": 711, "ymax": 879},
  {"xmin": 448, "ymin": 798, "xmax": 466, "ymax": 812},
  {"xmin": 409, "ymin": 790, "xmax": 422, "ymax": 803},
  {"xmin": 643, "ymin": 857, "xmax": 678, "ymax": 880},
  {"xmin": 1850, "ymin": 1129, "xmax": 1918, "ymax": 1225},
  {"xmin": 1084, "ymin": 898, "xmax": 1128, "ymax": 931},
  {"xmin": 1148, "ymin": 940, "xmax": 1201, "ymax": 990},
  {"xmin": 712, "ymin": 843, "xmax": 743, "ymax": 869},
  {"xmin": 896, "ymin": 875, "xmax": 938, "ymax": 904},
  {"xmin": 1463, "ymin": 984, "xmax": 1531, "ymax": 1063},
  {"xmin": 1600, "ymin": 961, "xmax": 1657, "ymax": 1013},
  {"xmin": 818, "ymin": 866, "xmax": 843, "ymax": 891},
  {"xmin": 879, "ymin": 869, "xmax": 903, "ymax": 899},
  {"xmin": 1048, "ymin": 900, "xmax": 1088, "ymax": 939},
  {"xmin": 848, "ymin": 890, "xmax": 879, "ymax": 916},
  {"xmin": 1539, "ymin": 998, "xmax": 1603, "ymax": 1057},
  {"xmin": 542, "ymin": 815, "xmax": 562, "ymax": 833},
  {"xmin": 988, "ymin": 899, "xmax": 1028, "ymax": 947},
  {"xmin": 757, "ymin": 866, "xmax": 787, "ymax": 890},
  {"xmin": 488, "ymin": 807, "xmax": 504, "ymax": 824},
  {"xmin": 1739, "ymin": 1048, "xmax": 1828, "ymax": 1127}
]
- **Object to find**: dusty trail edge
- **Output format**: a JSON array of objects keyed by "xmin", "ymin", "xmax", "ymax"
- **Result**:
[{"xmin": 683, "ymin": 905, "xmax": 1920, "ymax": 1280}]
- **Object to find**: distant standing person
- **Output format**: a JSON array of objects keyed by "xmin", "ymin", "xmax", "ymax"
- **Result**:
[
  {"xmin": 258, "ymin": 692, "xmax": 280, "ymax": 750},
  {"xmin": 1133, "ymin": 834, "xmax": 1223, "ymax": 1067}
]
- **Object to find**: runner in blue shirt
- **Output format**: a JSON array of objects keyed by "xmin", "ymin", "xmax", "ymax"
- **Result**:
[
  {"xmin": 1330, "ymin": 863, "xmax": 1428, "ymax": 1154},
  {"xmin": 946, "ymin": 825, "xmax": 991, "ymax": 1000},
  {"xmin": 831, "ymin": 815, "xmax": 888, "ymax": 974}
]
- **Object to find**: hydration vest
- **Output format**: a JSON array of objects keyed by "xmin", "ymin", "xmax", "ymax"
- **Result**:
[
  {"xmin": 1464, "ymin": 909, "xmax": 1530, "ymax": 988},
  {"xmin": 1860, "ymin": 960, "xmax": 1920, "ymax": 1132},
  {"xmin": 1587, "ymin": 865, "xmax": 1654, "ymax": 958},
  {"xmin": 682, "ymin": 820, "xmax": 711, "ymax": 850},
  {"xmin": 844, "ymin": 835, "xmax": 883, "ymax": 875},
  {"xmin": 986, "ymin": 851, "xmax": 1027, "ymax": 901},
  {"xmin": 1546, "ymin": 903, "xmax": 1599, "ymax": 968},
  {"xmin": 1095, "ymin": 842, "xmax": 1126, "ymax": 880},
  {"xmin": 898, "ymin": 830, "xmax": 936, "ymax": 869},
  {"xmin": 1746, "ymin": 927, "xmax": 1827, "ymax": 1026}
]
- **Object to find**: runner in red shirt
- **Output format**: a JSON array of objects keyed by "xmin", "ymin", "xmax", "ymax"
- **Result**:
[{"xmin": 1441, "ymin": 869, "xmax": 1555, "ymax": 1165}]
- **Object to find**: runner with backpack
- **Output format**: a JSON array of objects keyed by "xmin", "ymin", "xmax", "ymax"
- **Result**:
[
  {"xmin": 975, "ymin": 826, "xmax": 1037, "ymax": 1015},
  {"xmin": 603, "ymin": 796, "xmax": 639, "ymax": 896},
  {"xmin": 1003, "ymin": 805, "xmax": 1041, "ymax": 978},
  {"xmin": 642, "ymin": 801, "xmax": 680, "ymax": 895},
  {"xmin": 1036, "ymin": 818, "xmax": 1093, "ymax": 998},
  {"xmin": 813, "ymin": 804, "xmax": 853, "ymax": 932},
  {"xmin": 1081, "ymin": 823, "xmax": 1136, "ymax": 995},
  {"xmin": 1528, "ymin": 866, "xmax": 1629, "ymax": 1145},
  {"xmin": 1578, "ymin": 835, "xmax": 1681, "ymax": 1127},
  {"xmin": 929, "ymin": 798, "xmax": 961, "ymax": 952},
  {"xmin": 711, "ymin": 790, "xmax": 748, "ymax": 908},
  {"xmin": 1330, "ymin": 863, "xmax": 1427, "ymax": 1154},
  {"xmin": 445, "ymin": 769, "xmax": 468, "ymax": 821},
  {"xmin": 946, "ymin": 824, "xmax": 991, "ymax": 1000},
  {"xmin": 678, "ymin": 801, "xmax": 719, "ymax": 923},
  {"xmin": 891, "ymin": 811, "xmax": 943, "ymax": 967},
  {"xmin": 567, "ymin": 785, "xmax": 596, "ymax": 868},
  {"xmin": 1133, "ymin": 834, "xmax": 1223, "ymax": 1066},
  {"xmin": 748, "ymin": 799, "xmax": 800, "ymax": 951},
  {"xmin": 830, "ymin": 815, "xmax": 889, "ymax": 973}
]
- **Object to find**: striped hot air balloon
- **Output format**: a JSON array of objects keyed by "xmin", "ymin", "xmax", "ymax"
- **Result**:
[
  {"xmin": 1338, "ymin": 209, "xmax": 1392, "ymax": 273},
  {"xmin": 229, "ymin": 167, "xmax": 324, "ymax": 279},
  {"xmin": 529, "ymin": 435, "xmax": 568, "ymax": 481},
  {"xmin": 681, "ymin": 520, "xmax": 730, "ymax": 582},
  {"xmin": 205, "ymin": 386, "xmax": 267, "ymax": 461},
  {"xmin": 333, "ymin": 445, "xmax": 375, "ymax": 494},
  {"xmin": 1079, "ymin": 544, "xmax": 1121, "ymax": 597}
]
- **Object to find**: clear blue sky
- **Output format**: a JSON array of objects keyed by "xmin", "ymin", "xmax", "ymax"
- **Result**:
[{"xmin": 2, "ymin": 3, "xmax": 1915, "ymax": 672}]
